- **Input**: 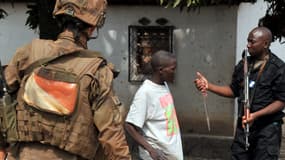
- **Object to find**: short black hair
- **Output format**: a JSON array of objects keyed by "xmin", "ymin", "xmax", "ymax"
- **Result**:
[
  {"xmin": 55, "ymin": 15, "xmax": 92, "ymax": 41},
  {"xmin": 151, "ymin": 50, "xmax": 176, "ymax": 71},
  {"xmin": 56, "ymin": 15, "xmax": 92, "ymax": 32}
]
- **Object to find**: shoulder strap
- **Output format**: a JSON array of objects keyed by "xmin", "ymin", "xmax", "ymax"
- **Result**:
[
  {"xmin": 24, "ymin": 55, "xmax": 60, "ymax": 75},
  {"xmin": 24, "ymin": 50, "xmax": 103, "ymax": 75},
  {"xmin": 249, "ymin": 59, "xmax": 268, "ymax": 105},
  {"xmin": 77, "ymin": 50, "xmax": 102, "ymax": 58}
]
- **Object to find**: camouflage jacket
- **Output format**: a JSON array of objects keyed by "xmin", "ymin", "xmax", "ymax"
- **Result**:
[{"xmin": 3, "ymin": 31, "xmax": 131, "ymax": 160}]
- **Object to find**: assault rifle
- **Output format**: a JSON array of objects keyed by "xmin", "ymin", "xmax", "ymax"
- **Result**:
[
  {"xmin": 0, "ymin": 60, "xmax": 9, "ymax": 140},
  {"xmin": 243, "ymin": 49, "xmax": 250, "ymax": 150},
  {"xmin": 0, "ymin": 61, "xmax": 9, "ymax": 100},
  {"xmin": 0, "ymin": 60, "xmax": 9, "ymax": 159},
  {"xmin": 0, "ymin": 60, "xmax": 18, "ymax": 144}
]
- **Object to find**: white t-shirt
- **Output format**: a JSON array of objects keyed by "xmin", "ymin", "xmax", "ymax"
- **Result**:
[{"xmin": 126, "ymin": 80, "xmax": 183, "ymax": 160}]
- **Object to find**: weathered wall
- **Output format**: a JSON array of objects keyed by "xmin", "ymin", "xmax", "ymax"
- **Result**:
[
  {"xmin": 3, "ymin": 2, "xmax": 284, "ymax": 159},
  {"xmin": 237, "ymin": 0, "xmax": 285, "ymax": 62},
  {"xmin": 93, "ymin": 5, "xmax": 238, "ymax": 136},
  {"xmin": 0, "ymin": 3, "xmax": 237, "ymax": 137},
  {"xmin": 0, "ymin": 3, "xmax": 37, "ymax": 63}
]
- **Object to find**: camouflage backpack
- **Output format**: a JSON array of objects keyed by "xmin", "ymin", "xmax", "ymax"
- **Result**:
[{"xmin": 0, "ymin": 50, "xmax": 104, "ymax": 145}]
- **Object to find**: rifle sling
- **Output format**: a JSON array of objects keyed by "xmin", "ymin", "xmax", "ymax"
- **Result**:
[
  {"xmin": 24, "ymin": 50, "xmax": 102, "ymax": 75},
  {"xmin": 249, "ymin": 59, "xmax": 268, "ymax": 106}
]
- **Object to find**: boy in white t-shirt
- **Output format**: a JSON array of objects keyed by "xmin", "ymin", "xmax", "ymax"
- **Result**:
[{"xmin": 125, "ymin": 50, "xmax": 183, "ymax": 160}]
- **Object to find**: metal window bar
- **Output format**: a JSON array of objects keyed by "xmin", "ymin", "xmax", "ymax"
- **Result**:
[{"xmin": 128, "ymin": 25, "xmax": 174, "ymax": 82}]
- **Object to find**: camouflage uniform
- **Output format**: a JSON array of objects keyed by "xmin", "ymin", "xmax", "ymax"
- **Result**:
[{"xmin": 2, "ymin": 0, "xmax": 131, "ymax": 159}]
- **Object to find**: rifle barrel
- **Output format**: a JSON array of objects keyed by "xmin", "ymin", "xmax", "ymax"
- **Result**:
[{"xmin": 243, "ymin": 49, "xmax": 250, "ymax": 150}]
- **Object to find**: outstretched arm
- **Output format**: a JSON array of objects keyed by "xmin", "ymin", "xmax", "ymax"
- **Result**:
[{"xmin": 194, "ymin": 72, "xmax": 235, "ymax": 98}]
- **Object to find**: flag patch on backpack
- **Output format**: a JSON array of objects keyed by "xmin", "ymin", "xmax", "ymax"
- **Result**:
[{"xmin": 23, "ymin": 66, "xmax": 79, "ymax": 116}]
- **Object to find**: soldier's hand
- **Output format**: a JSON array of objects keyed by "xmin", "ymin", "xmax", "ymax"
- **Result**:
[
  {"xmin": 242, "ymin": 113, "xmax": 256, "ymax": 128},
  {"xmin": 194, "ymin": 72, "xmax": 208, "ymax": 96}
]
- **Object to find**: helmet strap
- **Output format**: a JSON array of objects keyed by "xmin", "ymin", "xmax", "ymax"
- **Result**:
[{"xmin": 89, "ymin": 27, "xmax": 99, "ymax": 40}]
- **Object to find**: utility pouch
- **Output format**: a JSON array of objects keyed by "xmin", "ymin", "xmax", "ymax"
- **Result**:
[
  {"xmin": 0, "ymin": 92, "xmax": 18, "ymax": 143},
  {"xmin": 23, "ymin": 66, "xmax": 79, "ymax": 116}
]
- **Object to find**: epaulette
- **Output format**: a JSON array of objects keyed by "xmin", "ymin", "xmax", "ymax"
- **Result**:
[{"xmin": 270, "ymin": 53, "xmax": 284, "ymax": 68}]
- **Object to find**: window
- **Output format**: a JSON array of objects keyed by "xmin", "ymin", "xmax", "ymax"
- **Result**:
[{"xmin": 128, "ymin": 25, "xmax": 174, "ymax": 82}]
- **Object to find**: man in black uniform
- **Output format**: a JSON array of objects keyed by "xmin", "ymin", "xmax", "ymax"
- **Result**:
[{"xmin": 195, "ymin": 27, "xmax": 285, "ymax": 160}]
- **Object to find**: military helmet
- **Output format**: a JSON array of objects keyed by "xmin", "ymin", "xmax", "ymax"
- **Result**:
[{"xmin": 53, "ymin": 0, "xmax": 107, "ymax": 28}]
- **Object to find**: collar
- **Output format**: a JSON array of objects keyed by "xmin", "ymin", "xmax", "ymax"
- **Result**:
[
  {"xmin": 57, "ymin": 30, "xmax": 88, "ymax": 49},
  {"xmin": 253, "ymin": 54, "xmax": 269, "ymax": 70}
]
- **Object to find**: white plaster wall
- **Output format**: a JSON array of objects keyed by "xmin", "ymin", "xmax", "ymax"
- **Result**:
[
  {"xmin": 2, "ymin": 2, "xmax": 282, "ymax": 137},
  {"xmin": 91, "ymin": 5, "xmax": 237, "ymax": 136},
  {"xmin": 0, "ymin": 3, "xmax": 37, "ymax": 63},
  {"xmin": 0, "ymin": 3, "xmax": 237, "ymax": 136},
  {"xmin": 237, "ymin": 0, "xmax": 285, "ymax": 62}
]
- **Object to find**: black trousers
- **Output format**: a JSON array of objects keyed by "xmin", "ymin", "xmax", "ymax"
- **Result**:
[{"xmin": 231, "ymin": 121, "xmax": 282, "ymax": 160}]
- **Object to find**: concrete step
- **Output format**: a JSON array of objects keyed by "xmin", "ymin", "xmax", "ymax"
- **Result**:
[
  {"xmin": 182, "ymin": 134, "xmax": 233, "ymax": 160},
  {"xmin": 184, "ymin": 133, "xmax": 285, "ymax": 160}
]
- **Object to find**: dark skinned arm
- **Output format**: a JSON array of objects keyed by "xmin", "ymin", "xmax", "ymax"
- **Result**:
[
  {"xmin": 195, "ymin": 72, "xmax": 235, "ymax": 98},
  {"xmin": 243, "ymin": 100, "xmax": 285, "ymax": 126},
  {"xmin": 124, "ymin": 122, "xmax": 166, "ymax": 160}
]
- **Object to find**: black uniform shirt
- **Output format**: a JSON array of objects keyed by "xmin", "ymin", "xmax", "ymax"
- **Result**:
[{"xmin": 230, "ymin": 52, "xmax": 285, "ymax": 125}]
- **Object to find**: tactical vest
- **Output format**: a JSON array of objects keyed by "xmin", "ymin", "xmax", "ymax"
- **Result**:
[{"xmin": 14, "ymin": 40, "xmax": 107, "ymax": 160}]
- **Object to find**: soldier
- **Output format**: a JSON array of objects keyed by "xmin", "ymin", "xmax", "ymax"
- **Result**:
[
  {"xmin": 0, "ymin": 0, "xmax": 131, "ymax": 159},
  {"xmin": 195, "ymin": 27, "xmax": 285, "ymax": 160}
]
